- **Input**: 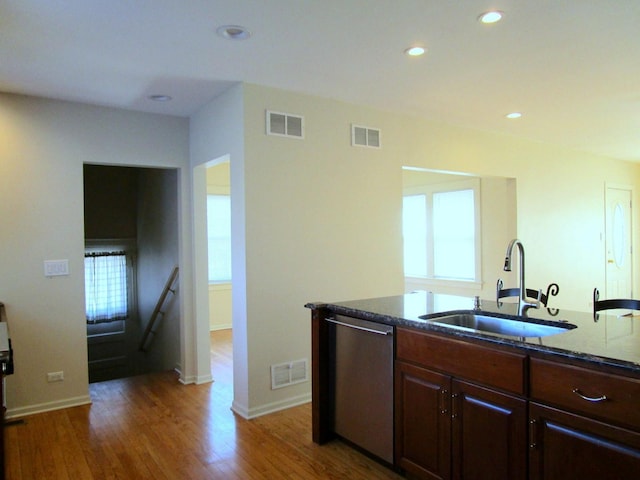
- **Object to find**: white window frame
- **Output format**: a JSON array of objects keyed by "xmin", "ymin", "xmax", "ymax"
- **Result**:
[{"xmin": 403, "ymin": 177, "xmax": 482, "ymax": 291}]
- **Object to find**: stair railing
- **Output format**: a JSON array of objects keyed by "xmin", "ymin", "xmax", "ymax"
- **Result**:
[{"xmin": 139, "ymin": 265, "xmax": 179, "ymax": 352}]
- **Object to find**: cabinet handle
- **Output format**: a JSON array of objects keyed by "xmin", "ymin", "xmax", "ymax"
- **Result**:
[
  {"xmin": 325, "ymin": 317, "xmax": 393, "ymax": 335},
  {"xmin": 572, "ymin": 388, "xmax": 608, "ymax": 403},
  {"xmin": 529, "ymin": 419, "xmax": 537, "ymax": 448}
]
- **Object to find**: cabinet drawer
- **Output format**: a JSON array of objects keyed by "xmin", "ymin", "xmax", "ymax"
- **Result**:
[
  {"xmin": 396, "ymin": 327, "xmax": 526, "ymax": 395},
  {"xmin": 530, "ymin": 357, "xmax": 640, "ymax": 430}
]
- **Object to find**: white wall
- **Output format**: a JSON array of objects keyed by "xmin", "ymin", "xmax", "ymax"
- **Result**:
[
  {"xmin": 0, "ymin": 93, "xmax": 190, "ymax": 416},
  {"xmin": 243, "ymin": 85, "xmax": 406, "ymax": 415},
  {"xmin": 209, "ymin": 284, "xmax": 232, "ymax": 330},
  {"xmin": 189, "ymin": 84, "xmax": 248, "ymax": 410}
]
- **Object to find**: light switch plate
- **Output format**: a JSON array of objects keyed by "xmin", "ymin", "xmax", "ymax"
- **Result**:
[
  {"xmin": 47, "ymin": 371, "xmax": 64, "ymax": 382},
  {"xmin": 44, "ymin": 259, "xmax": 69, "ymax": 277}
]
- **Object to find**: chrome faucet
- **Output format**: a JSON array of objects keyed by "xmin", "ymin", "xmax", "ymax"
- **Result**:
[{"xmin": 504, "ymin": 239, "xmax": 540, "ymax": 315}]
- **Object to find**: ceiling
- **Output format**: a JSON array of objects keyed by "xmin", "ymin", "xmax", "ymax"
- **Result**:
[{"xmin": 1, "ymin": 0, "xmax": 639, "ymax": 161}]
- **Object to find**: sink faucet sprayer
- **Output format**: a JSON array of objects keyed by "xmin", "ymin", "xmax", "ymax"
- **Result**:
[{"xmin": 504, "ymin": 239, "xmax": 540, "ymax": 315}]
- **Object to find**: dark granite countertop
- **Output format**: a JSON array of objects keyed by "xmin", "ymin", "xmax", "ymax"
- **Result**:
[{"xmin": 306, "ymin": 291, "xmax": 640, "ymax": 376}]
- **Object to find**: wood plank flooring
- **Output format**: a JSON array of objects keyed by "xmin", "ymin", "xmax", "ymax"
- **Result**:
[{"xmin": 4, "ymin": 329, "xmax": 402, "ymax": 479}]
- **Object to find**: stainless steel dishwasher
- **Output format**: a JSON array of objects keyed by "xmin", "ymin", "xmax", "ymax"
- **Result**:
[{"xmin": 327, "ymin": 314, "xmax": 394, "ymax": 463}]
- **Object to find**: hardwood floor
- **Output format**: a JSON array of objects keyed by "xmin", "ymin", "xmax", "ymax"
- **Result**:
[{"xmin": 4, "ymin": 330, "xmax": 402, "ymax": 479}]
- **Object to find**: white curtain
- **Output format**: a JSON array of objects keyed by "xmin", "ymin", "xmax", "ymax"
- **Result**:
[{"xmin": 85, "ymin": 252, "xmax": 128, "ymax": 323}]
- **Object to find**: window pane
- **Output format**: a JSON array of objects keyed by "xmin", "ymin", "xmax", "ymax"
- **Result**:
[
  {"xmin": 433, "ymin": 189, "xmax": 475, "ymax": 280},
  {"xmin": 85, "ymin": 252, "xmax": 128, "ymax": 322},
  {"xmin": 403, "ymin": 195, "xmax": 427, "ymax": 276},
  {"xmin": 207, "ymin": 195, "xmax": 232, "ymax": 282}
]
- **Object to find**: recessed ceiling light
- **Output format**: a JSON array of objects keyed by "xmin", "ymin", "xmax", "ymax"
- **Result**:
[
  {"xmin": 148, "ymin": 95, "xmax": 172, "ymax": 102},
  {"xmin": 478, "ymin": 10, "xmax": 503, "ymax": 24},
  {"xmin": 505, "ymin": 112, "xmax": 522, "ymax": 119},
  {"xmin": 404, "ymin": 46, "xmax": 426, "ymax": 57},
  {"xmin": 216, "ymin": 25, "xmax": 251, "ymax": 40}
]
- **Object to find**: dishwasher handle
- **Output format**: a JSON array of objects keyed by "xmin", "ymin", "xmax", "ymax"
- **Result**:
[{"xmin": 326, "ymin": 317, "xmax": 393, "ymax": 336}]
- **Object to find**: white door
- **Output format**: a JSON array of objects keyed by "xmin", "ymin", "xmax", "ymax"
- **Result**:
[{"xmin": 605, "ymin": 186, "xmax": 633, "ymax": 299}]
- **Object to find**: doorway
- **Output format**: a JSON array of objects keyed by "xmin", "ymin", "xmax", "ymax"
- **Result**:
[
  {"xmin": 83, "ymin": 164, "xmax": 181, "ymax": 383},
  {"xmin": 205, "ymin": 159, "xmax": 233, "ymax": 387},
  {"xmin": 605, "ymin": 184, "xmax": 633, "ymax": 299}
]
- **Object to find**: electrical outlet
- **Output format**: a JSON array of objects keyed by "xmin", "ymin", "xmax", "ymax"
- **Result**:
[{"xmin": 47, "ymin": 371, "xmax": 64, "ymax": 382}]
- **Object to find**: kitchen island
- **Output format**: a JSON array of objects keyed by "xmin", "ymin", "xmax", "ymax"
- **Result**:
[{"xmin": 307, "ymin": 291, "xmax": 640, "ymax": 480}]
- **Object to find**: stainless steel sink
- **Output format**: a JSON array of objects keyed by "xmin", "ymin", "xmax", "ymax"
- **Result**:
[{"xmin": 420, "ymin": 313, "xmax": 577, "ymax": 338}]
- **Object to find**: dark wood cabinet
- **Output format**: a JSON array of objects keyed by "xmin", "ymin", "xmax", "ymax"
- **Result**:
[
  {"xmin": 451, "ymin": 379, "xmax": 527, "ymax": 480},
  {"xmin": 395, "ymin": 361, "xmax": 451, "ymax": 479},
  {"xmin": 395, "ymin": 328, "xmax": 527, "ymax": 480},
  {"xmin": 529, "ymin": 402, "xmax": 640, "ymax": 480},
  {"xmin": 529, "ymin": 357, "xmax": 640, "ymax": 480},
  {"xmin": 529, "ymin": 357, "xmax": 640, "ymax": 430}
]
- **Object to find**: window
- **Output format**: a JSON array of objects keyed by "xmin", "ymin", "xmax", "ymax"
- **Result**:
[
  {"xmin": 432, "ymin": 189, "xmax": 476, "ymax": 280},
  {"xmin": 207, "ymin": 194, "xmax": 232, "ymax": 283},
  {"xmin": 403, "ymin": 179, "xmax": 480, "ymax": 283},
  {"xmin": 402, "ymin": 194, "xmax": 427, "ymax": 276},
  {"xmin": 85, "ymin": 251, "xmax": 129, "ymax": 323}
]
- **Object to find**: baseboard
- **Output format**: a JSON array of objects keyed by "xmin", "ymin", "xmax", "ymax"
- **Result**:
[
  {"xmin": 231, "ymin": 392, "xmax": 311, "ymax": 420},
  {"xmin": 177, "ymin": 370, "xmax": 213, "ymax": 385},
  {"xmin": 210, "ymin": 324, "xmax": 232, "ymax": 331},
  {"xmin": 5, "ymin": 394, "xmax": 92, "ymax": 420}
]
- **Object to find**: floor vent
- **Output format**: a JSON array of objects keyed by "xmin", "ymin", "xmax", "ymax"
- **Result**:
[
  {"xmin": 271, "ymin": 359, "xmax": 308, "ymax": 389},
  {"xmin": 351, "ymin": 124, "xmax": 381, "ymax": 148},
  {"xmin": 266, "ymin": 110, "xmax": 305, "ymax": 138}
]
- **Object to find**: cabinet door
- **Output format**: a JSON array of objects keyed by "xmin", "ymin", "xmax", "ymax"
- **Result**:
[
  {"xmin": 451, "ymin": 380, "xmax": 527, "ymax": 480},
  {"xmin": 395, "ymin": 361, "xmax": 451, "ymax": 480},
  {"xmin": 529, "ymin": 402, "xmax": 640, "ymax": 480}
]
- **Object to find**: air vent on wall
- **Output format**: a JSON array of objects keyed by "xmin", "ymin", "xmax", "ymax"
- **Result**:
[
  {"xmin": 271, "ymin": 359, "xmax": 308, "ymax": 389},
  {"xmin": 351, "ymin": 124, "xmax": 381, "ymax": 148},
  {"xmin": 266, "ymin": 110, "xmax": 304, "ymax": 138}
]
